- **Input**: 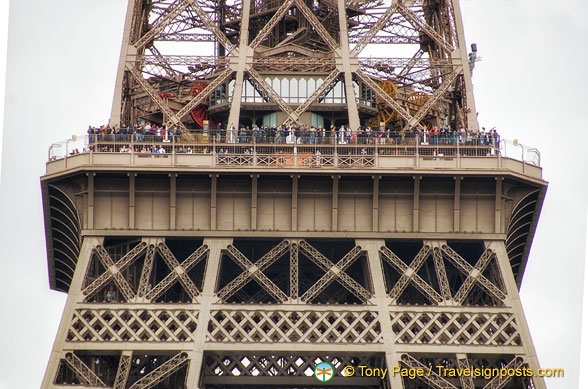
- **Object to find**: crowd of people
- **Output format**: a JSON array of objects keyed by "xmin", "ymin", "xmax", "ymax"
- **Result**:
[{"xmin": 86, "ymin": 122, "xmax": 501, "ymax": 148}]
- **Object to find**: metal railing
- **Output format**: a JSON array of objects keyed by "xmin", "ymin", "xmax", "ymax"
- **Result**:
[{"xmin": 47, "ymin": 131, "xmax": 541, "ymax": 168}]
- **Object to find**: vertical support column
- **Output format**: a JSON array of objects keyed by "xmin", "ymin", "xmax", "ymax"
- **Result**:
[
  {"xmin": 485, "ymin": 240, "xmax": 546, "ymax": 389},
  {"xmin": 413, "ymin": 175, "xmax": 420, "ymax": 232},
  {"xmin": 109, "ymin": 0, "xmax": 139, "ymax": 126},
  {"xmin": 251, "ymin": 174, "xmax": 258, "ymax": 230},
  {"xmin": 495, "ymin": 177, "xmax": 503, "ymax": 234},
  {"xmin": 356, "ymin": 239, "xmax": 403, "ymax": 389},
  {"xmin": 292, "ymin": 175, "xmax": 298, "ymax": 231},
  {"xmin": 450, "ymin": 0, "xmax": 479, "ymax": 131},
  {"xmin": 88, "ymin": 173, "xmax": 95, "ymax": 230},
  {"xmin": 129, "ymin": 173, "xmax": 136, "ymax": 229},
  {"xmin": 372, "ymin": 175, "xmax": 380, "ymax": 232},
  {"xmin": 210, "ymin": 174, "xmax": 217, "ymax": 230},
  {"xmin": 332, "ymin": 175, "xmax": 339, "ymax": 231},
  {"xmin": 289, "ymin": 240, "xmax": 299, "ymax": 302},
  {"xmin": 41, "ymin": 237, "xmax": 103, "ymax": 388},
  {"xmin": 454, "ymin": 176, "xmax": 461, "ymax": 232},
  {"xmin": 185, "ymin": 238, "xmax": 232, "ymax": 389},
  {"xmin": 170, "ymin": 173, "xmax": 177, "ymax": 230},
  {"xmin": 337, "ymin": 0, "xmax": 360, "ymax": 129},
  {"xmin": 227, "ymin": 0, "xmax": 251, "ymax": 132}
]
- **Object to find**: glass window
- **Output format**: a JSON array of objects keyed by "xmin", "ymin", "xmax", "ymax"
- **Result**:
[
  {"xmin": 299, "ymin": 77, "xmax": 308, "ymax": 99},
  {"xmin": 281, "ymin": 78, "xmax": 289, "ymax": 100},
  {"xmin": 308, "ymin": 77, "xmax": 316, "ymax": 96},
  {"xmin": 311, "ymin": 113, "xmax": 324, "ymax": 128},
  {"xmin": 263, "ymin": 112, "xmax": 277, "ymax": 127}
]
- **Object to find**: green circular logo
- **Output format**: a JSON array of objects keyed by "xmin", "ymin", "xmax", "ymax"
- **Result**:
[{"xmin": 314, "ymin": 361, "xmax": 335, "ymax": 382}]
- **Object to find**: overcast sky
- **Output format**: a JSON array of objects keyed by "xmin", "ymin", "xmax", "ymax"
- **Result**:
[{"xmin": 1, "ymin": 0, "xmax": 587, "ymax": 388}]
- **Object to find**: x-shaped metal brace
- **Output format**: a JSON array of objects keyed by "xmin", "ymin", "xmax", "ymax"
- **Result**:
[
  {"xmin": 442, "ymin": 245, "xmax": 506, "ymax": 303},
  {"xmin": 145, "ymin": 243, "xmax": 209, "ymax": 301},
  {"xmin": 83, "ymin": 242, "xmax": 148, "ymax": 302},
  {"xmin": 217, "ymin": 241, "xmax": 290, "ymax": 303},
  {"xmin": 298, "ymin": 241, "xmax": 372, "ymax": 303},
  {"xmin": 380, "ymin": 245, "xmax": 443, "ymax": 304}
]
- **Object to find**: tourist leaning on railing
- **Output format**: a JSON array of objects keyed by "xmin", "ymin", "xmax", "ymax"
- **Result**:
[{"xmin": 85, "ymin": 122, "xmax": 501, "ymax": 148}]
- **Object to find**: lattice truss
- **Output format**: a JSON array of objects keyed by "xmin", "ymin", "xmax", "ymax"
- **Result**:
[
  {"xmin": 82, "ymin": 239, "xmax": 209, "ymax": 304},
  {"xmin": 203, "ymin": 353, "xmax": 386, "ymax": 381},
  {"xmin": 215, "ymin": 239, "xmax": 373, "ymax": 304},
  {"xmin": 390, "ymin": 311, "xmax": 521, "ymax": 347},
  {"xmin": 400, "ymin": 353, "xmax": 535, "ymax": 389},
  {"xmin": 379, "ymin": 242, "xmax": 507, "ymax": 307},
  {"xmin": 64, "ymin": 238, "xmax": 210, "ymax": 344},
  {"xmin": 54, "ymin": 350, "xmax": 190, "ymax": 388},
  {"xmin": 117, "ymin": 0, "xmax": 476, "ymax": 131},
  {"xmin": 67, "ymin": 308, "xmax": 199, "ymax": 343},
  {"xmin": 208, "ymin": 309, "xmax": 383, "ymax": 344}
]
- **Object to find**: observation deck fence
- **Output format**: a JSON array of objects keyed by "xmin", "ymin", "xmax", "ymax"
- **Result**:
[{"xmin": 47, "ymin": 131, "xmax": 541, "ymax": 170}]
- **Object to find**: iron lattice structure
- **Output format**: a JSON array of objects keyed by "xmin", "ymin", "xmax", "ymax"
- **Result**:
[
  {"xmin": 109, "ymin": 0, "xmax": 479, "ymax": 132},
  {"xmin": 41, "ymin": 1, "xmax": 548, "ymax": 388}
]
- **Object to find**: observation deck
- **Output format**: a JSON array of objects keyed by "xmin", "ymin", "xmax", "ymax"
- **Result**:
[
  {"xmin": 46, "ymin": 134, "xmax": 543, "ymax": 181},
  {"xmin": 42, "ymin": 133, "xmax": 546, "ymax": 293}
]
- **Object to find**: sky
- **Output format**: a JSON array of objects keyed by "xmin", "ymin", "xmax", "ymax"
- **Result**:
[{"xmin": 0, "ymin": 0, "xmax": 587, "ymax": 388}]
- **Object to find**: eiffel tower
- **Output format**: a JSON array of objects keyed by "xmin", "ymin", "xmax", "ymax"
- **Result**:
[{"xmin": 42, "ymin": 0, "xmax": 547, "ymax": 387}]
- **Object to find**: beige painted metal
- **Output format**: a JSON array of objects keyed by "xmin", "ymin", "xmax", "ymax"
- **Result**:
[
  {"xmin": 43, "ymin": 235, "xmax": 546, "ymax": 387},
  {"xmin": 46, "ymin": 0, "xmax": 546, "ymax": 387},
  {"xmin": 41, "ymin": 237, "xmax": 102, "ymax": 387},
  {"xmin": 108, "ymin": 0, "xmax": 482, "ymax": 131}
]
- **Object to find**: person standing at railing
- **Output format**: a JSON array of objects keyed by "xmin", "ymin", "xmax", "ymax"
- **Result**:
[
  {"xmin": 309, "ymin": 126, "xmax": 316, "ymax": 144},
  {"xmin": 136, "ymin": 125, "xmax": 144, "ymax": 142},
  {"xmin": 113, "ymin": 125, "xmax": 120, "ymax": 142},
  {"xmin": 87, "ymin": 126, "xmax": 95, "ymax": 143},
  {"xmin": 432, "ymin": 126, "xmax": 439, "ymax": 145},
  {"xmin": 121, "ymin": 123, "xmax": 128, "ymax": 142}
]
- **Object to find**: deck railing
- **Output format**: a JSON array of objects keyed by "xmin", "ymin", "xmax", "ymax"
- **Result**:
[{"xmin": 47, "ymin": 133, "xmax": 541, "ymax": 169}]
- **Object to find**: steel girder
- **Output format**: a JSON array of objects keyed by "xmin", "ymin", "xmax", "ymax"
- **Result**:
[{"xmin": 111, "ymin": 0, "xmax": 479, "ymax": 136}]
